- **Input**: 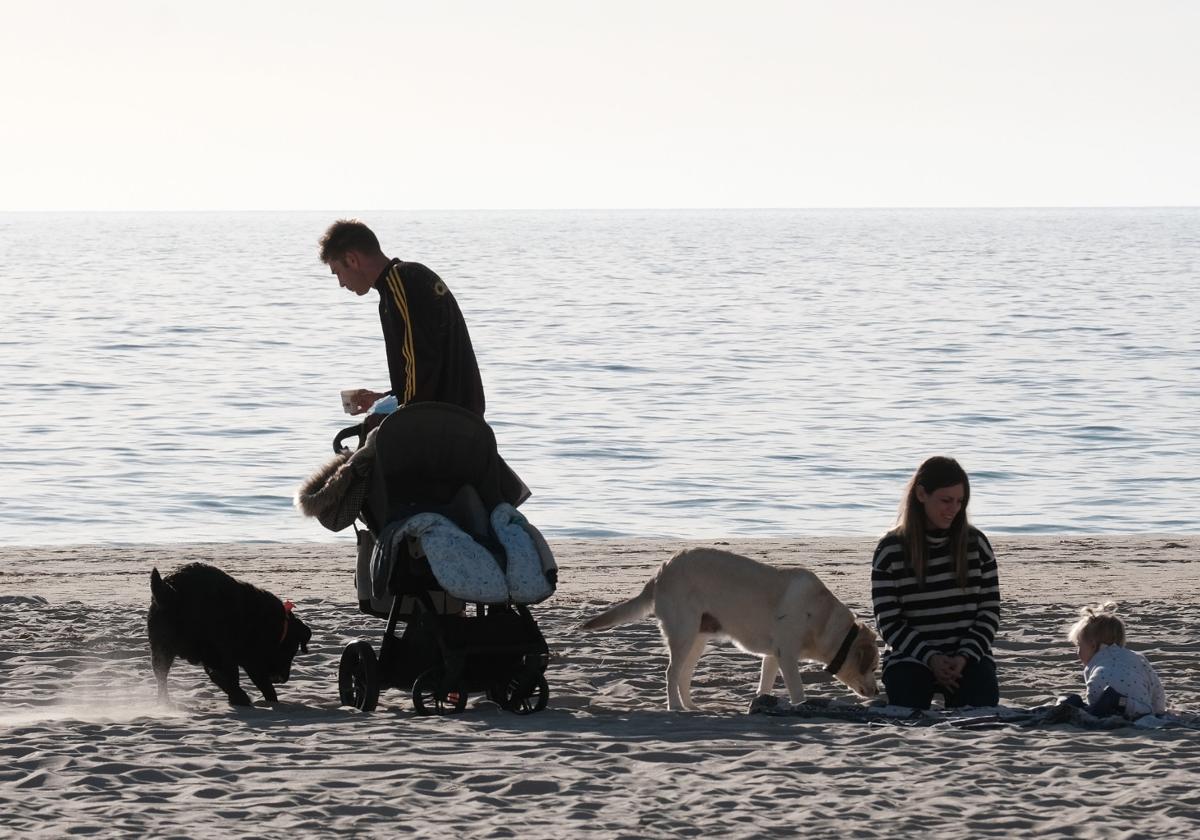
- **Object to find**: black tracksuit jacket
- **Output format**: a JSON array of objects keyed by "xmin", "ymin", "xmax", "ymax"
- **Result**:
[{"xmin": 374, "ymin": 259, "xmax": 485, "ymax": 416}]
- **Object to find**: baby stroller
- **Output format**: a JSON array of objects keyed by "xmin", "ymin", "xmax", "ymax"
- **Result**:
[{"xmin": 328, "ymin": 402, "xmax": 557, "ymax": 715}]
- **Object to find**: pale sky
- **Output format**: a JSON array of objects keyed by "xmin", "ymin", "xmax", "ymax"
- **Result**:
[{"xmin": 2, "ymin": 0, "xmax": 1197, "ymax": 210}]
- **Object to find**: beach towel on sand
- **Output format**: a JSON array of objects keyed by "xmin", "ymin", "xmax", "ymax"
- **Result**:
[
  {"xmin": 747, "ymin": 696, "xmax": 1200, "ymax": 731},
  {"xmin": 371, "ymin": 508, "xmax": 555, "ymax": 605}
]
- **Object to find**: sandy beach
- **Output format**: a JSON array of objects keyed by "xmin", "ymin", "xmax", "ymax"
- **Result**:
[{"xmin": 2, "ymin": 535, "xmax": 1198, "ymax": 838}]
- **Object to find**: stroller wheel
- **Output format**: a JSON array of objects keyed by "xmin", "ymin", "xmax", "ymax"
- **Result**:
[
  {"xmin": 412, "ymin": 668, "xmax": 468, "ymax": 716},
  {"xmin": 501, "ymin": 674, "xmax": 549, "ymax": 715},
  {"xmin": 338, "ymin": 640, "xmax": 380, "ymax": 712}
]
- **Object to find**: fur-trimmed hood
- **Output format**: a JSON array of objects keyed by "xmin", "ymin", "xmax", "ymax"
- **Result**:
[{"xmin": 294, "ymin": 428, "xmax": 378, "ymax": 531}]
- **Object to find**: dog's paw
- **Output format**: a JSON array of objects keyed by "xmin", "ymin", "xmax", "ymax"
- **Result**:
[{"xmin": 748, "ymin": 694, "xmax": 790, "ymax": 714}]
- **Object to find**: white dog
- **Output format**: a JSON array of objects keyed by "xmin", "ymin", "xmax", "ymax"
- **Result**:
[{"xmin": 580, "ymin": 548, "xmax": 879, "ymax": 710}]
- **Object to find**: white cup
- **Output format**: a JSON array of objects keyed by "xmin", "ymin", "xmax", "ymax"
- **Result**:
[{"xmin": 340, "ymin": 389, "xmax": 361, "ymax": 415}]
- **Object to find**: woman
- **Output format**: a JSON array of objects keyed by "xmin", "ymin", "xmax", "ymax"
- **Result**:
[{"xmin": 871, "ymin": 456, "xmax": 1000, "ymax": 709}]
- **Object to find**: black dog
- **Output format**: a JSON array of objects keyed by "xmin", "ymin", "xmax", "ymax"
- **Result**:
[{"xmin": 148, "ymin": 562, "xmax": 312, "ymax": 706}]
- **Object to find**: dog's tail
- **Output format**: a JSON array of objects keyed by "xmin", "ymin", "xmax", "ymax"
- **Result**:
[
  {"xmin": 578, "ymin": 577, "xmax": 656, "ymax": 631},
  {"xmin": 149, "ymin": 567, "xmax": 178, "ymax": 609}
]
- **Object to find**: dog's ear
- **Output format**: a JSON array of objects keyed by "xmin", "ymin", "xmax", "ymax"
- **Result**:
[
  {"xmin": 855, "ymin": 629, "xmax": 879, "ymax": 673},
  {"xmin": 150, "ymin": 568, "xmax": 178, "ymax": 608},
  {"xmin": 295, "ymin": 619, "xmax": 312, "ymax": 654}
]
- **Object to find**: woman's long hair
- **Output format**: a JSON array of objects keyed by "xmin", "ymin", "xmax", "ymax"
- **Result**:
[{"xmin": 894, "ymin": 456, "xmax": 971, "ymax": 587}]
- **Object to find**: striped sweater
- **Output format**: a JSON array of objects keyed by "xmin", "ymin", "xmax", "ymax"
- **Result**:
[{"xmin": 871, "ymin": 526, "xmax": 1000, "ymax": 669}]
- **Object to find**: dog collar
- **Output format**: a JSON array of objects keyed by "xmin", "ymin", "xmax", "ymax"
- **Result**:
[
  {"xmin": 825, "ymin": 623, "xmax": 859, "ymax": 675},
  {"xmin": 279, "ymin": 600, "xmax": 294, "ymax": 643}
]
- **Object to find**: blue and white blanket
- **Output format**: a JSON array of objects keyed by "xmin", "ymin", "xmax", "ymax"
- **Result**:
[
  {"xmin": 371, "ymin": 503, "xmax": 556, "ymax": 605},
  {"xmin": 747, "ymin": 696, "xmax": 1200, "ymax": 731}
]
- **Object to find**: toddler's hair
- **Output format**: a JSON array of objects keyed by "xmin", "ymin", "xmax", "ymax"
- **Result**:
[{"xmin": 1067, "ymin": 601, "xmax": 1126, "ymax": 647}]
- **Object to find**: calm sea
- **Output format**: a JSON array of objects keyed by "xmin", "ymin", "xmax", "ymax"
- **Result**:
[{"xmin": 0, "ymin": 209, "xmax": 1196, "ymax": 545}]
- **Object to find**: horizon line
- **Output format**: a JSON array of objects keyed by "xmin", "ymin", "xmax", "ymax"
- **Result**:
[{"xmin": 2, "ymin": 205, "xmax": 1199, "ymax": 213}]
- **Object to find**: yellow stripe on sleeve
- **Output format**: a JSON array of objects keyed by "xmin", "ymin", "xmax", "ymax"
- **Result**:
[{"xmin": 386, "ymin": 267, "xmax": 417, "ymax": 403}]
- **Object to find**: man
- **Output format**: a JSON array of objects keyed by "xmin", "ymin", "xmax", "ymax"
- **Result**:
[
  {"xmin": 319, "ymin": 219, "xmax": 486, "ymax": 417},
  {"xmin": 317, "ymin": 220, "xmax": 528, "ymax": 613}
]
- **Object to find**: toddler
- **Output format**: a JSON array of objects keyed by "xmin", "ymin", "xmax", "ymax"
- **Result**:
[{"xmin": 1066, "ymin": 602, "xmax": 1167, "ymax": 718}]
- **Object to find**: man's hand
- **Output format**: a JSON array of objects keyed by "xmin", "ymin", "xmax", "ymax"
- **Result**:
[{"xmin": 344, "ymin": 389, "xmax": 386, "ymax": 415}]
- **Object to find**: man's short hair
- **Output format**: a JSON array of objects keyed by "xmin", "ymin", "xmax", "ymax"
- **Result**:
[{"xmin": 319, "ymin": 219, "xmax": 382, "ymax": 264}]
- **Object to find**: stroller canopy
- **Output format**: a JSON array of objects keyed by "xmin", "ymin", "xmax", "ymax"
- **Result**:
[{"xmin": 373, "ymin": 402, "xmax": 527, "ymax": 518}]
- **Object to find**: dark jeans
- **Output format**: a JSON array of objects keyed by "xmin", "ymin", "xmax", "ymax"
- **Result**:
[
  {"xmin": 1061, "ymin": 687, "xmax": 1128, "ymax": 717},
  {"xmin": 883, "ymin": 658, "xmax": 999, "ymax": 710}
]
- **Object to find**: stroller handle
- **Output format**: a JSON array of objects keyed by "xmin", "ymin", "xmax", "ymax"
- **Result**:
[{"xmin": 333, "ymin": 423, "xmax": 365, "ymax": 454}]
